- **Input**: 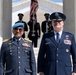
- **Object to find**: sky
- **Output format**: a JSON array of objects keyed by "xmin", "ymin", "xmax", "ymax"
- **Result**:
[
  {"xmin": 51, "ymin": 0, "xmax": 63, "ymax": 3},
  {"xmin": 12, "ymin": 0, "xmax": 63, "ymax": 3}
]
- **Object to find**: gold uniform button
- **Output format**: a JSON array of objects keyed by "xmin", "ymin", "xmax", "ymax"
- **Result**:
[
  {"xmin": 19, "ymin": 67, "xmax": 20, "ymax": 69},
  {"xmin": 10, "ymin": 50, "xmax": 12, "ymax": 52},
  {"xmin": 57, "ymin": 54, "xmax": 58, "ymax": 56},
  {"xmin": 18, "ymin": 52, "xmax": 20, "ymax": 53},
  {"xmin": 19, "ymin": 61, "xmax": 20, "ymax": 64},
  {"xmin": 10, "ymin": 53, "xmax": 12, "ymax": 55},
  {"xmin": 66, "ymin": 49, "xmax": 69, "ymax": 52},
  {"xmin": 18, "ymin": 47, "xmax": 20, "ymax": 48},
  {"xmin": 18, "ymin": 56, "xmax": 20, "ymax": 58},
  {"xmin": 57, "ymin": 60, "xmax": 58, "ymax": 62},
  {"xmin": 57, "ymin": 48, "xmax": 58, "ymax": 50}
]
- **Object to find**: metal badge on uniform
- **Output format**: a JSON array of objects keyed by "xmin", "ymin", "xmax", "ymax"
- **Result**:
[
  {"xmin": 66, "ymin": 49, "xmax": 69, "ymax": 53},
  {"xmin": 55, "ymin": 12, "xmax": 58, "ymax": 16},
  {"xmin": 64, "ymin": 39, "xmax": 71, "ymax": 45},
  {"xmin": 22, "ymin": 42, "xmax": 30, "ymax": 47},
  {"xmin": 65, "ymin": 35, "xmax": 69, "ymax": 39}
]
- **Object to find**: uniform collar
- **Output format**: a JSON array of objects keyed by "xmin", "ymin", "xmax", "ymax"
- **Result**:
[
  {"xmin": 54, "ymin": 31, "xmax": 63, "ymax": 39},
  {"xmin": 13, "ymin": 37, "xmax": 23, "ymax": 41}
]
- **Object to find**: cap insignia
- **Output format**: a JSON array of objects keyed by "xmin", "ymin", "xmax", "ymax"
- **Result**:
[{"xmin": 55, "ymin": 12, "xmax": 58, "ymax": 16}]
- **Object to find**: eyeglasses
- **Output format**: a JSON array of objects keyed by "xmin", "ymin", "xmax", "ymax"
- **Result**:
[{"xmin": 14, "ymin": 27, "xmax": 23, "ymax": 31}]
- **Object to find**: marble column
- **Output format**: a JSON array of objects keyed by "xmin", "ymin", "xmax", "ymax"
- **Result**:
[
  {"xmin": 63, "ymin": 0, "xmax": 76, "ymax": 39},
  {"xmin": 0, "ymin": 0, "xmax": 12, "ymax": 40},
  {"xmin": 0, "ymin": 0, "xmax": 3, "ymax": 36}
]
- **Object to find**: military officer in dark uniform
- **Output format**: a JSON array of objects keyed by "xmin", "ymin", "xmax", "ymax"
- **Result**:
[
  {"xmin": 28, "ymin": 14, "xmax": 40, "ymax": 47},
  {"xmin": 41, "ymin": 13, "xmax": 52, "ymax": 34},
  {"xmin": 48, "ymin": 21, "xmax": 53, "ymax": 32},
  {"xmin": 0, "ymin": 23, "xmax": 36, "ymax": 75},
  {"xmin": 15, "ymin": 13, "xmax": 28, "ymax": 38},
  {"xmin": 37, "ymin": 12, "xmax": 76, "ymax": 75}
]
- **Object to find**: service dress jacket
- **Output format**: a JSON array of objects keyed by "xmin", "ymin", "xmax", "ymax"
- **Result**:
[
  {"xmin": 38, "ymin": 31, "xmax": 76, "ymax": 75},
  {"xmin": 0, "ymin": 38, "xmax": 36, "ymax": 75}
]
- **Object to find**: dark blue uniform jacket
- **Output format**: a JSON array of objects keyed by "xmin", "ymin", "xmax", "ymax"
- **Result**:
[
  {"xmin": 37, "ymin": 31, "xmax": 76, "ymax": 75},
  {"xmin": 0, "ymin": 38, "xmax": 36, "ymax": 75}
]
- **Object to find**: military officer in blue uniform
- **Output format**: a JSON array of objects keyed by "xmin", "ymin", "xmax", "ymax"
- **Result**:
[
  {"xmin": 37, "ymin": 12, "xmax": 76, "ymax": 75},
  {"xmin": 0, "ymin": 23, "xmax": 36, "ymax": 75}
]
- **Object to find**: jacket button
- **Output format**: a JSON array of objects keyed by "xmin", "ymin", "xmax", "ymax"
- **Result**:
[
  {"xmin": 18, "ymin": 56, "xmax": 20, "ymax": 58},
  {"xmin": 18, "ymin": 47, "xmax": 20, "ymax": 48},
  {"xmin": 57, "ymin": 48, "xmax": 58, "ymax": 50},
  {"xmin": 19, "ymin": 61, "xmax": 20, "ymax": 64},
  {"xmin": 57, "ymin": 54, "xmax": 58, "ymax": 56},
  {"xmin": 57, "ymin": 60, "xmax": 58, "ymax": 62},
  {"xmin": 18, "ymin": 52, "xmax": 20, "ymax": 53},
  {"xmin": 19, "ymin": 66, "xmax": 20, "ymax": 69}
]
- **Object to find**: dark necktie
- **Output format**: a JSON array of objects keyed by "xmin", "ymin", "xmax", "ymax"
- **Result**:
[
  {"xmin": 56, "ymin": 33, "xmax": 59, "ymax": 43},
  {"xmin": 17, "ymin": 40, "xmax": 19, "ymax": 45}
]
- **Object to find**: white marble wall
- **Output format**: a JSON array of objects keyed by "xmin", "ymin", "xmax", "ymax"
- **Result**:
[
  {"xmin": 0, "ymin": 0, "xmax": 12, "ymax": 40},
  {"xmin": 0, "ymin": 0, "xmax": 3, "ymax": 36},
  {"xmin": 63, "ymin": 0, "xmax": 76, "ymax": 39}
]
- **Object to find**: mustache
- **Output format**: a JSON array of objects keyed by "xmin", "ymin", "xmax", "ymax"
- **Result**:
[{"xmin": 15, "ymin": 32, "xmax": 20, "ymax": 34}]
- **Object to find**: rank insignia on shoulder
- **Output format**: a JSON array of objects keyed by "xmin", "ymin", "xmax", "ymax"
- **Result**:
[
  {"xmin": 65, "ymin": 35, "xmax": 69, "ymax": 39},
  {"xmin": 3, "ymin": 38, "xmax": 10, "ymax": 42},
  {"xmin": 24, "ymin": 38, "xmax": 32, "ymax": 42},
  {"xmin": 22, "ymin": 42, "xmax": 30, "ymax": 47}
]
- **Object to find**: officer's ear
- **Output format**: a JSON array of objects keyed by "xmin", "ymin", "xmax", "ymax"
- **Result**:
[
  {"xmin": 12, "ymin": 28, "xmax": 14, "ymax": 33},
  {"xmin": 51, "ymin": 21, "xmax": 54, "ymax": 26}
]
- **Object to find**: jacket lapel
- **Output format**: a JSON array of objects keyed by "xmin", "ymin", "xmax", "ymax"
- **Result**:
[
  {"xmin": 50, "ymin": 32, "xmax": 58, "ymax": 47},
  {"xmin": 11, "ymin": 37, "xmax": 24, "ymax": 46},
  {"xmin": 59, "ymin": 31, "xmax": 65, "ymax": 45},
  {"xmin": 12, "ymin": 38, "xmax": 18, "ymax": 46},
  {"xmin": 19, "ymin": 38, "xmax": 24, "ymax": 46},
  {"xmin": 50, "ymin": 31, "xmax": 66, "ymax": 47}
]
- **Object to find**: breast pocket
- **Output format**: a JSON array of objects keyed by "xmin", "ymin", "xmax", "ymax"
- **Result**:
[
  {"xmin": 45, "ymin": 42, "xmax": 50, "ymax": 45},
  {"xmin": 5, "ymin": 69, "xmax": 13, "ymax": 75},
  {"xmin": 23, "ymin": 47, "xmax": 31, "ymax": 59},
  {"xmin": 65, "ymin": 62, "xmax": 72, "ymax": 75},
  {"xmin": 24, "ymin": 49, "xmax": 30, "ymax": 55},
  {"xmin": 45, "ymin": 42, "xmax": 53, "ymax": 49},
  {"xmin": 24, "ymin": 68, "xmax": 32, "ymax": 73}
]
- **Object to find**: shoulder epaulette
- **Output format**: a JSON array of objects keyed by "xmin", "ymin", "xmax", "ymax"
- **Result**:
[
  {"xmin": 3, "ymin": 38, "xmax": 10, "ymax": 42},
  {"xmin": 24, "ymin": 38, "xmax": 32, "ymax": 42}
]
